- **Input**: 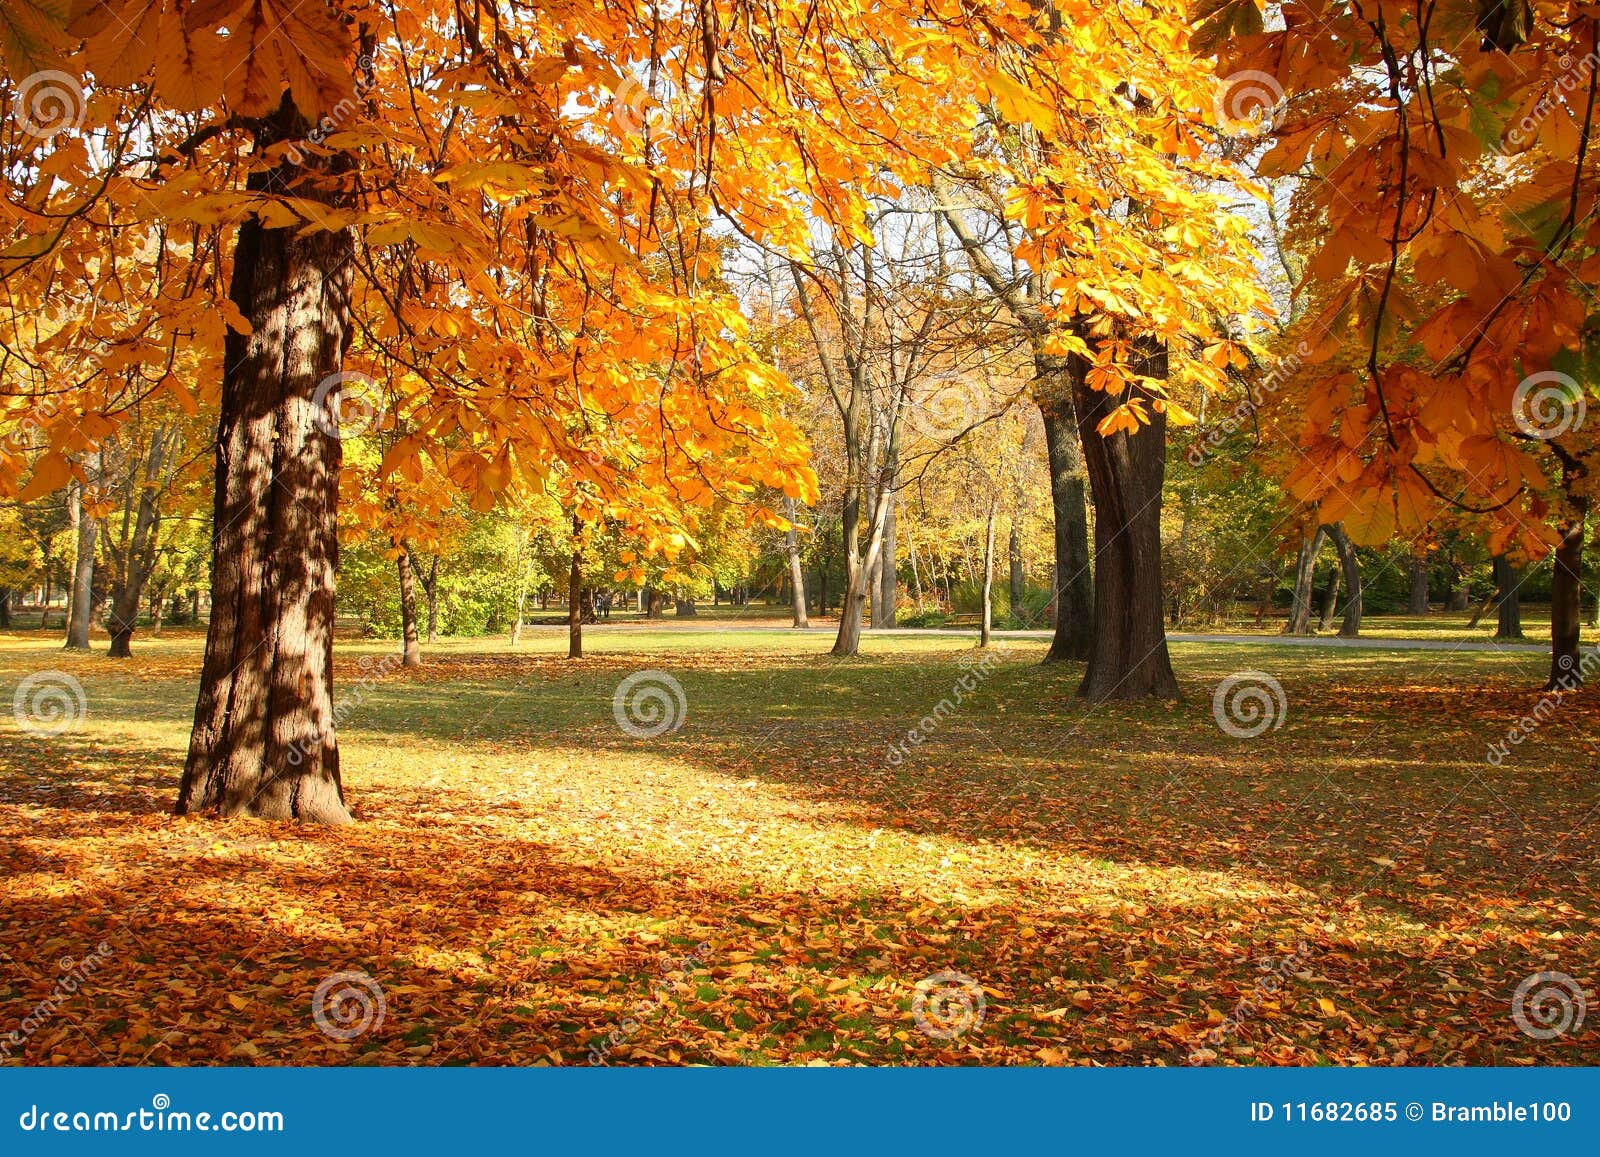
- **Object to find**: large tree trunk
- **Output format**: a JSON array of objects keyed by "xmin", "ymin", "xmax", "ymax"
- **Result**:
[
  {"xmin": 1284, "ymin": 527, "xmax": 1326, "ymax": 635},
  {"xmin": 1072, "ymin": 355, "xmax": 1178, "ymax": 701},
  {"xmin": 395, "ymin": 541, "xmax": 422, "ymax": 667},
  {"xmin": 1407, "ymin": 552, "xmax": 1430, "ymax": 614},
  {"xmin": 64, "ymin": 476, "xmax": 97, "ymax": 650},
  {"xmin": 674, "ymin": 598, "xmax": 697, "ymax": 617},
  {"xmin": 1327, "ymin": 524, "xmax": 1362, "ymax": 638},
  {"xmin": 1041, "ymin": 401, "xmax": 1093, "ymax": 663},
  {"xmin": 1493, "ymin": 555, "xmax": 1524, "ymax": 640},
  {"xmin": 785, "ymin": 497, "xmax": 809, "ymax": 628},
  {"xmin": 1548, "ymin": 509, "xmax": 1585, "ymax": 689},
  {"xmin": 176, "ymin": 116, "xmax": 355, "ymax": 824},
  {"xmin": 1317, "ymin": 554, "xmax": 1341, "ymax": 633},
  {"xmin": 980, "ymin": 502, "xmax": 996, "ymax": 648}
]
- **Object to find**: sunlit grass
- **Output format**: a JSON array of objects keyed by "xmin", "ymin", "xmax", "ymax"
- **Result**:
[{"xmin": 0, "ymin": 626, "xmax": 1593, "ymax": 1066}]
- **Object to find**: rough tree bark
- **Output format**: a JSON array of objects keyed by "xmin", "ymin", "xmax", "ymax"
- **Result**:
[
  {"xmin": 64, "ymin": 474, "xmax": 97, "ymax": 650},
  {"xmin": 1071, "ymin": 346, "xmax": 1178, "ymax": 701},
  {"xmin": 1317, "ymin": 557, "xmax": 1341, "ymax": 633},
  {"xmin": 1493, "ymin": 555, "xmax": 1524, "ymax": 640},
  {"xmin": 1326, "ymin": 524, "xmax": 1362, "ymax": 638},
  {"xmin": 395, "ymin": 540, "xmax": 422, "ymax": 667},
  {"xmin": 1041, "ymin": 401, "xmax": 1093, "ymax": 661},
  {"xmin": 874, "ymin": 489, "xmax": 898, "ymax": 628},
  {"xmin": 411, "ymin": 550, "xmax": 439, "ymax": 643},
  {"xmin": 568, "ymin": 545, "xmax": 583, "ymax": 659},
  {"xmin": 1407, "ymin": 552, "xmax": 1430, "ymax": 614},
  {"xmin": 1284, "ymin": 527, "xmax": 1326, "ymax": 635},
  {"xmin": 784, "ymin": 496, "xmax": 809, "ymax": 628},
  {"xmin": 1548, "ymin": 510, "xmax": 1585, "ymax": 689},
  {"xmin": 176, "ymin": 101, "xmax": 355, "ymax": 824}
]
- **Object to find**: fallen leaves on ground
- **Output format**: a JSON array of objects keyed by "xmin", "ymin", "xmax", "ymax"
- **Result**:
[{"xmin": 0, "ymin": 630, "xmax": 1595, "ymax": 1065}]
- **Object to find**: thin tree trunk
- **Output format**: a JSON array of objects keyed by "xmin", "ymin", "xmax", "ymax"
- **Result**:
[
  {"xmin": 1008, "ymin": 520, "xmax": 1024, "ymax": 618},
  {"xmin": 835, "ymin": 485, "xmax": 894, "ymax": 655},
  {"xmin": 1071, "ymin": 349, "xmax": 1177, "ymax": 701},
  {"xmin": 176, "ymin": 112, "xmax": 355, "ymax": 824},
  {"xmin": 65, "ymin": 476, "xmax": 97, "ymax": 650},
  {"xmin": 875, "ymin": 491, "xmax": 898, "ymax": 628},
  {"xmin": 423, "ymin": 554, "xmax": 439, "ymax": 642},
  {"xmin": 106, "ymin": 429, "xmax": 170, "ymax": 659},
  {"xmin": 510, "ymin": 535, "xmax": 526, "ymax": 645},
  {"xmin": 395, "ymin": 541, "xmax": 422, "ymax": 667},
  {"xmin": 981, "ymin": 501, "xmax": 996, "ymax": 648},
  {"xmin": 1549, "ymin": 509, "xmax": 1585, "ymax": 689},
  {"xmin": 785, "ymin": 496, "xmax": 809, "ymax": 628},
  {"xmin": 1041, "ymin": 401, "xmax": 1092, "ymax": 662},
  {"xmin": 1493, "ymin": 555, "xmax": 1524, "ymax": 639},
  {"xmin": 568, "ymin": 546, "xmax": 583, "ymax": 659}
]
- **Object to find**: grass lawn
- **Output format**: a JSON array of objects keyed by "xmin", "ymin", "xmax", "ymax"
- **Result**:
[{"xmin": 1, "ymin": 625, "xmax": 1595, "ymax": 1065}]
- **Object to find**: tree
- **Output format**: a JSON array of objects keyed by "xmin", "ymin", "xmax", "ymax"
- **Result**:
[
  {"xmin": 1205, "ymin": 0, "xmax": 1600, "ymax": 687},
  {"xmin": 1493, "ymin": 555, "xmax": 1526, "ymax": 640}
]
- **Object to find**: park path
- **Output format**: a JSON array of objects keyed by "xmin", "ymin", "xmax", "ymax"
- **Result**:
[{"xmin": 572, "ymin": 620, "xmax": 1551, "ymax": 653}]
